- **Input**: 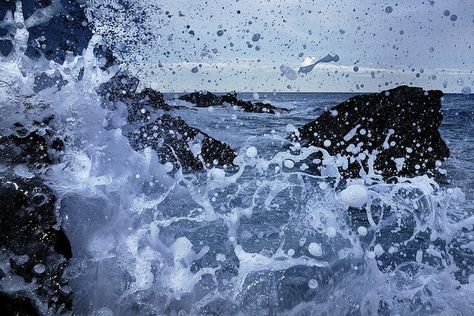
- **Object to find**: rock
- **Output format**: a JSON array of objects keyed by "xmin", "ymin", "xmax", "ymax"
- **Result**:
[
  {"xmin": 100, "ymin": 74, "xmax": 237, "ymax": 172},
  {"xmin": 0, "ymin": 292, "xmax": 39, "ymax": 316},
  {"xmin": 99, "ymin": 73, "xmax": 172, "ymax": 113},
  {"xmin": 0, "ymin": 176, "xmax": 73, "ymax": 312},
  {"xmin": 0, "ymin": 116, "xmax": 65, "ymax": 168},
  {"xmin": 0, "ymin": 115, "xmax": 72, "ymax": 312},
  {"xmin": 125, "ymin": 114, "xmax": 237, "ymax": 172},
  {"xmin": 178, "ymin": 91, "xmax": 288, "ymax": 114},
  {"xmin": 289, "ymin": 86, "xmax": 450, "ymax": 179},
  {"xmin": 178, "ymin": 91, "xmax": 222, "ymax": 107}
]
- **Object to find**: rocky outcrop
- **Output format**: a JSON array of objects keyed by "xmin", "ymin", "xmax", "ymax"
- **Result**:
[
  {"xmin": 100, "ymin": 74, "xmax": 237, "ymax": 172},
  {"xmin": 0, "ymin": 116, "xmax": 64, "ymax": 168},
  {"xmin": 0, "ymin": 116, "xmax": 72, "ymax": 313},
  {"xmin": 288, "ymin": 86, "xmax": 450, "ymax": 179},
  {"xmin": 179, "ymin": 91, "xmax": 288, "ymax": 114},
  {"xmin": 125, "ymin": 114, "xmax": 237, "ymax": 172}
]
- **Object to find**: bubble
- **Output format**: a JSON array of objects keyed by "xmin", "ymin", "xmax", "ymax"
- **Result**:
[
  {"xmin": 308, "ymin": 279, "xmax": 319, "ymax": 289},
  {"xmin": 308, "ymin": 242, "xmax": 322, "ymax": 257},
  {"xmin": 326, "ymin": 227, "xmax": 337, "ymax": 238},
  {"xmin": 374, "ymin": 244, "xmax": 385, "ymax": 256},
  {"xmin": 461, "ymin": 86, "xmax": 472, "ymax": 94},
  {"xmin": 340, "ymin": 184, "xmax": 368, "ymax": 208},
  {"xmin": 246, "ymin": 146, "xmax": 258, "ymax": 158},
  {"xmin": 357, "ymin": 226, "xmax": 368, "ymax": 236},
  {"xmin": 251, "ymin": 33, "xmax": 261, "ymax": 42},
  {"xmin": 385, "ymin": 6, "xmax": 393, "ymax": 14},
  {"xmin": 164, "ymin": 162, "xmax": 174, "ymax": 172},
  {"xmin": 284, "ymin": 159, "xmax": 295, "ymax": 168},
  {"xmin": 34, "ymin": 263, "xmax": 46, "ymax": 274}
]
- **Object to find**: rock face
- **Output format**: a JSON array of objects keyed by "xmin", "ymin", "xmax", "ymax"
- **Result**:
[
  {"xmin": 289, "ymin": 86, "xmax": 450, "ymax": 179},
  {"xmin": 100, "ymin": 74, "xmax": 237, "ymax": 172},
  {"xmin": 0, "ymin": 116, "xmax": 72, "ymax": 313},
  {"xmin": 179, "ymin": 91, "xmax": 288, "ymax": 114}
]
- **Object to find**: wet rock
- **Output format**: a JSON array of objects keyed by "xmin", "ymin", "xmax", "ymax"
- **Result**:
[
  {"xmin": 179, "ymin": 91, "xmax": 288, "ymax": 114},
  {"xmin": 125, "ymin": 114, "xmax": 237, "ymax": 172},
  {"xmin": 289, "ymin": 86, "xmax": 450, "ymax": 179},
  {"xmin": 99, "ymin": 73, "xmax": 172, "ymax": 113},
  {"xmin": 100, "ymin": 74, "xmax": 237, "ymax": 172},
  {"xmin": 0, "ymin": 176, "xmax": 73, "ymax": 312},
  {"xmin": 178, "ymin": 91, "xmax": 222, "ymax": 107},
  {"xmin": 0, "ymin": 292, "xmax": 39, "ymax": 316},
  {"xmin": 0, "ymin": 116, "xmax": 65, "ymax": 168}
]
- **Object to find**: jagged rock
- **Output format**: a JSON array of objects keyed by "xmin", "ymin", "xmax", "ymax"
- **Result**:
[
  {"xmin": 178, "ymin": 91, "xmax": 222, "ymax": 107},
  {"xmin": 125, "ymin": 114, "xmax": 237, "ymax": 172},
  {"xmin": 98, "ymin": 73, "xmax": 172, "ymax": 113},
  {"xmin": 0, "ymin": 176, "xmax": 73, "ymax": 312},
  {"xmin": 0, "ymin": 115, "xmax": 72, "ymax": 312},
  {"xmin": 288, "ymin": 86, "xmax": 450, "ymax": 179},
  {"xmin": 178, "ymin": 91, "xmax": 288, "ymax": 114},
  {"xmin": 0, "ymin": 116, "xmax": 65, "ymax": 168},
  {"xmin": 100, "ymin": 74, "xmax": 237, "ymax": 172}
]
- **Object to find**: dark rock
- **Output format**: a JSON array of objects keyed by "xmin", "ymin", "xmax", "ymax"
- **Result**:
[
  {"xmin": 99, "ymin": 73, "xmax": 172, "ymax": 113},
  {"xmin": 178, "ymin": 91, "xmax": 222, "ymax": 107},
  {"xmin": 288, "ymin": 86, "xmax": 450, "ymax": 179},
  {"xmin": 0, "ymin": 176, "xmax": 73, "ymax": 312},
  {"xmin": 0, "ymin": 292, "xmax": 39, "ymax": 316},
  {"xmin": 125, "ymin": 114, "xmax": 237, "ymax": 172},
  {"xmin": 178, "ymin": 91, "xmax": 288, "ymax": 114},
  {"xmin": 100, "ymin": 74, "xmax": 237, "ymax": 172},
  {"xmin": 0, "ymin": 116, "xmax": 65, "ymax": 168}
]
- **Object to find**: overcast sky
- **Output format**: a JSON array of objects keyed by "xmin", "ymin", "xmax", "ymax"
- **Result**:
[{"xmin": 90, "ymin": 0, "xmax": 474, "ymax": 93}]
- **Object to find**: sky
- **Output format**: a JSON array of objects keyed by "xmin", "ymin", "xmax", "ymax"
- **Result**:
[{"xmin": 89, "ymin": 0, "xmax": 474, "ymax": 93}]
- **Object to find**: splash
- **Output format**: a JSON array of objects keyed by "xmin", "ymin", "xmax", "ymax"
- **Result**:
[{"xmin": 1, "ymin": 2, "xmax": 473, "ymax": 315}]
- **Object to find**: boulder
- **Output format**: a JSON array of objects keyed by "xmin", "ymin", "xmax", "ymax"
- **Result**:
[
  {"xmin": 125, "ymin": 114, "xmax": 237, "ymax": 172},
  {"xmin": 0, "ymin": 176, "xmax": 73, "ymax": 312},
  {"xmin": 0, "ymin": 115, "xmax": 72, "ymax": 312},
  {"xmin": 178, "ymin": 91, "xmax": 288, "ymax": 114},
  {"xmin": 288, "ymin": 86, "xmax": 450, "ymax": 179}
]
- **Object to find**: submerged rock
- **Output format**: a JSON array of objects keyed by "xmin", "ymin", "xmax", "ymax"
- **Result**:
[
  {"xmin": 179, "ymin": 91, "xmax": 288, "ymax": 114},
  {"xmin": 289, "ymin": 86, "xmax": 450, "ymax": 179}
]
